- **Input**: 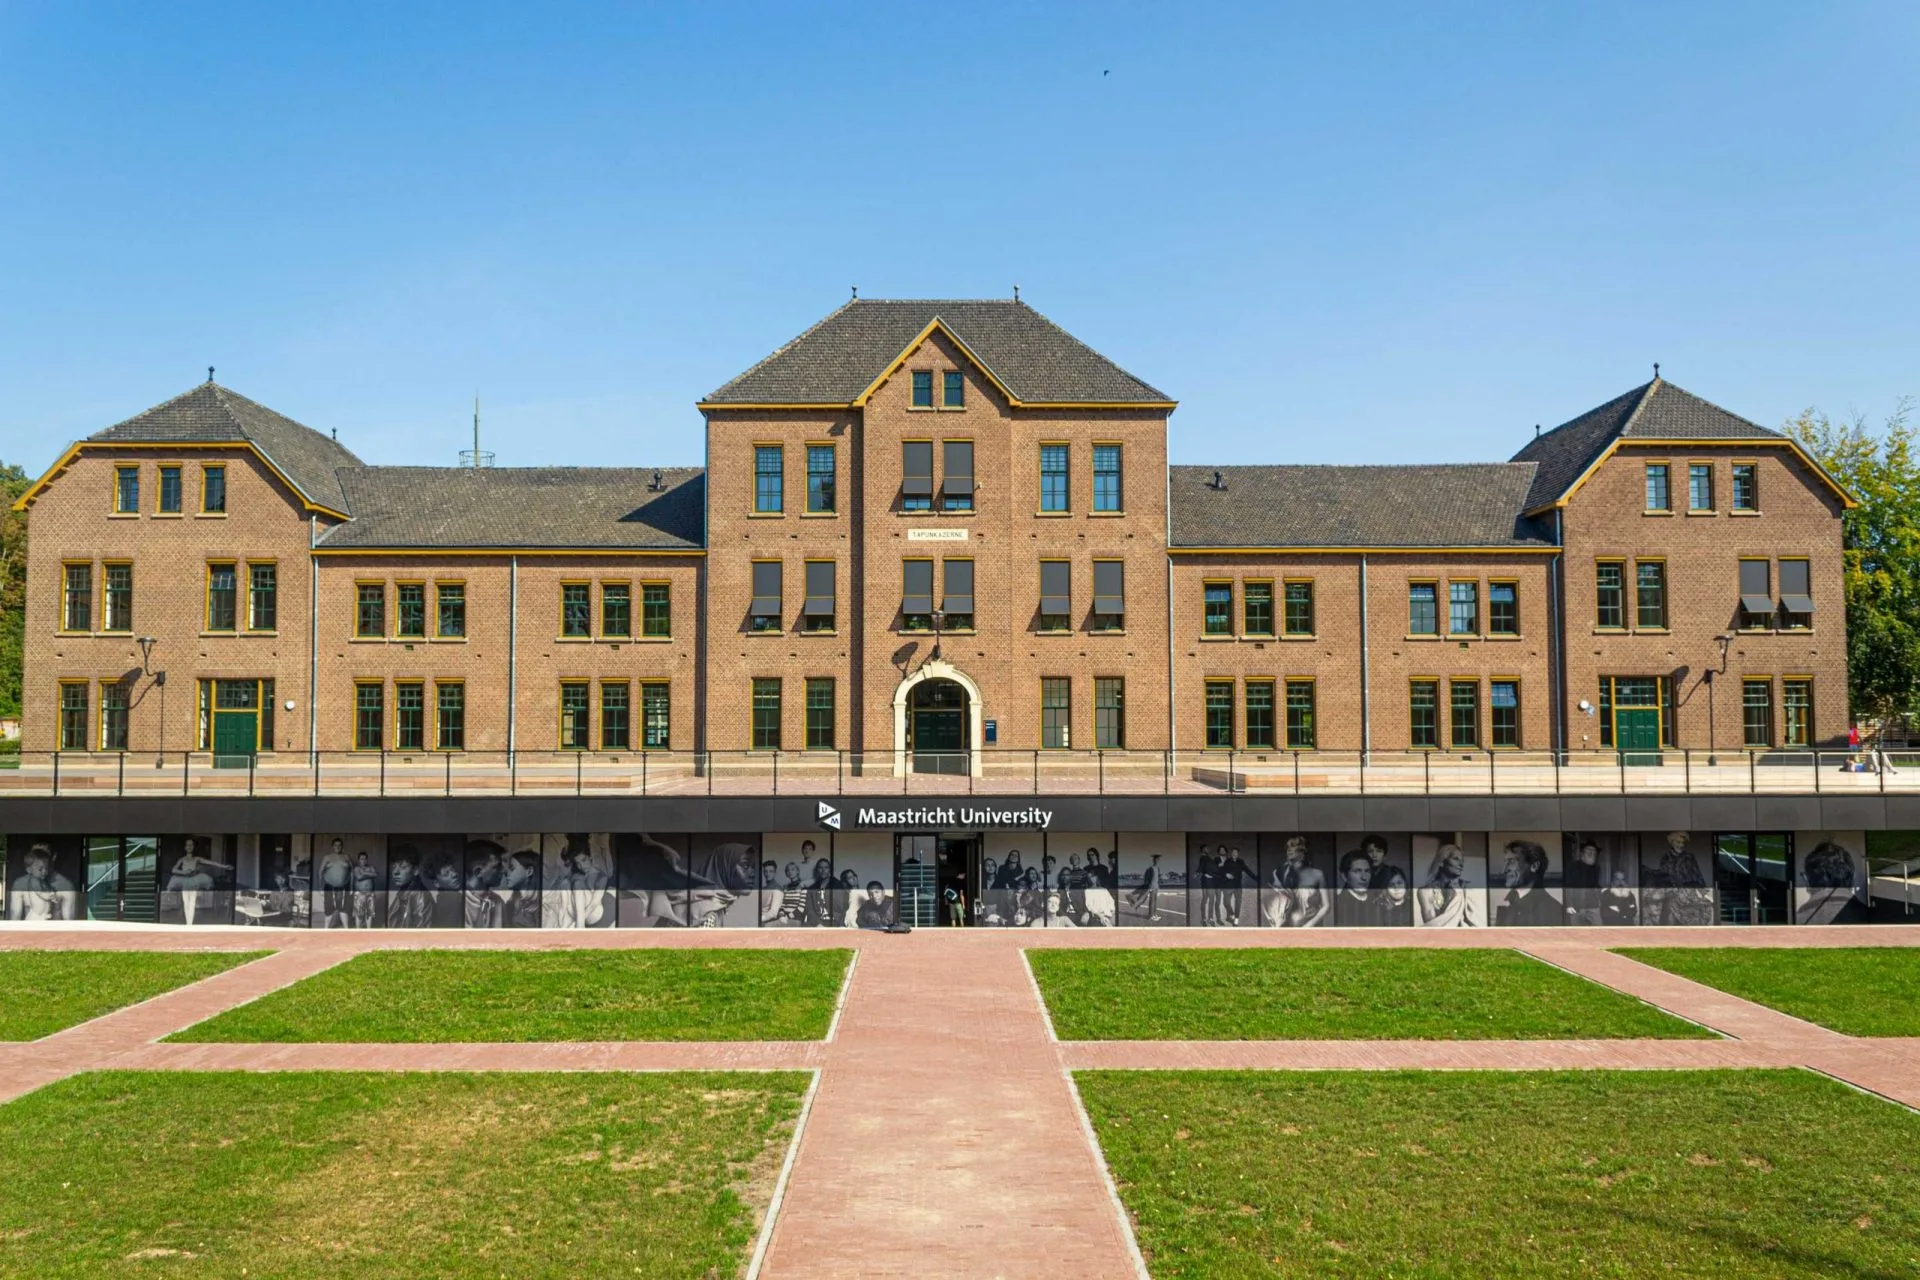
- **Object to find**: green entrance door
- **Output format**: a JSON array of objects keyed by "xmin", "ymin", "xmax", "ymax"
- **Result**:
[
  {"xmin": 1615, "ymin": 707, "xmax": 1661, "ymax": 766},
  {"xmin": 212, "ymin": 710, "xmax": 258, "ymax": 769},
  {"xmin": 909, "ymin": 679, "xmax": 968, "ymax": 775}
]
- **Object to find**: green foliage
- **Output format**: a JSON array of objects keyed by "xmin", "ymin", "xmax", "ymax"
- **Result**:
[
  {"xmin": 1788, "ymin": 401, "xmax": 1920, "ymax": 724},
  {"xmin": 0, "ymin": 461, "xmax": 29, "ymax": 720}
]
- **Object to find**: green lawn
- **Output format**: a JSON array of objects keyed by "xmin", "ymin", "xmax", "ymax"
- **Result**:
[
  {"xmin": 170, "ymin": 948, "xmax": 850, "ymax": 1043},
  {"xmin": 0, "ymin": 1070, "xmax": 808, "ymax": 1279},
  {"xmin": 0, "ymin": 950, "xmax": 263, "ymax": 1040},
  {"xmin": 1029, "ymin": 948, "xmax": 1708, "ymax": 1040},
  {"xmin": 1079, "ymin": 1069, "xmax": 1920, "ymax": 1279},
  {"xmin": 1619, "ymin": 946, "xmax": 1920, "ymax": 1037}
]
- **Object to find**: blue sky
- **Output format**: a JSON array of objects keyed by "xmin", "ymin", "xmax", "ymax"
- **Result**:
[{"xmin": 2, "ymin": 2, "xmax": 1914, "ymax": 473}]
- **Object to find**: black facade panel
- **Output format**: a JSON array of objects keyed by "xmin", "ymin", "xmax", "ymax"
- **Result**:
[
  {"xmin": 1884, "ymin": 795, "xmax": 1920, "ymax": 829},
  {"xmin": 1100, "ymin": 797, "xmax": 1168, "ymax": 832},
  {"xmin": 1817, "ymin": 796, "xmax": 1886, "ymax": 832},
  {"xmin": 1296, "ymin": 797, "xmax": 1365, "ymax": 830},
  {"xmin": 1558, "ymin": 796, "xmax": 1628, "ymax": 831},
  {"xmin": 1165, "ymin": 796, "xmax": 1233, "ymax": 831},
  {"xmin": 643, "ymin": 798, "xmax": 712, "ymax": 831},
  {"xmin": 1622, "ymin": 795, "xmax": 1692, "ymax": 832},
  {"xmin": 1754, "ymin": 795, "xmax": 1825, "ymax": 830},
  {"xmin": 1428, "ymin": 796, "xmax": 1499, "ymax": 831},
  {"xmin": 1491, "ymin": 796, "xmax": 1562, "ymax": 831},
  {"xmin": 1231, "ymin": 797, "xmax": 1299, "ymax": 832},
  {"xmin": 1362, "ymin": 797, "xmax": 1432, "ymax": 833},
  {"xmin": 1688, "ymin": 796, "xmax": 1757, "ymax": 831}
]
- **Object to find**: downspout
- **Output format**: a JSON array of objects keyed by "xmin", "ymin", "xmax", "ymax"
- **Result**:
[
  {"xmin": 1164, "ymin": 445, "xmax": 1176, "ymax": 765},
  {"xmin": 308, "ymin": 515, "xmax": 318, "ymax": 759},
  {"xmin": 1549, "ymin": 509, "xmax": 1565, "ymax": 757},
  {"xmin": 507, "ymin": 555, "xmax": 519, "ymax": 758},
  {"xmin": 1358, "ymin": 554, "xmax": 1371, "ymax": 762}
]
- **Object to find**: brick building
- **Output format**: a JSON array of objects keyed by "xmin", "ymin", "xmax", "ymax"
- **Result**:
[{"xmin": 8, "ymin": 298, "xmax": 1878, "ymax": 932}]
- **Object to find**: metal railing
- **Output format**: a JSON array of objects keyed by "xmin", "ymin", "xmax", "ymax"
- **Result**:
[{"xmin": 0, "ymin": 746, "xmax": 1912, "ymax": 799}]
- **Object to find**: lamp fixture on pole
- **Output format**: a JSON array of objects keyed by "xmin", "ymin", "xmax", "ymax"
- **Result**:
[{"xmin": 1706, "ymin": 633, "xmax": 1734, "ymax": 765}]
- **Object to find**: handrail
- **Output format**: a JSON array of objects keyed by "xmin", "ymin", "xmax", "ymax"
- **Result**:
[{"xmin": 1, "ymin": 746, "xmax": 1908, "ymax": 799}]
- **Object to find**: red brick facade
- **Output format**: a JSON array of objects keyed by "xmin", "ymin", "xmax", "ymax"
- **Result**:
[{"xmin": 16, "ymin": 309, "xmax": 1854, "ymax": 761}]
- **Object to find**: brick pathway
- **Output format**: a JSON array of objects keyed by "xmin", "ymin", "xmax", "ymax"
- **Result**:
[{"xmin": 2, "ymin": 923, "xmax": 1919, "ymax": 1277}]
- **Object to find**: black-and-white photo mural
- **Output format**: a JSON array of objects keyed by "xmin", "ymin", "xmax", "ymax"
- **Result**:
[
  {"xmin": 1640, "ymin": 831, "xmax": 1716, "ymax": 925},
  {"xmin": 1562, "ymin": 833, "xmax": 1637, "ymax": 926},
  {"xmin": 1116, "ymin": 832, "xmax": 1185, "ymax": 926},
  {"xmin": 1188, "ymin": 835, "xmax": 1260, "ymax": 928},
  {"xmin": 6, "ymin": 835, "xmax": 83, "ymax": 922},
  {"xmin": 757, "ymin": 833, "xmax": 835, "ymax": 927},
  {"xmin": 1795, "ymin": 830, "xmax": 1869, "ymax": 924},
  {"xmin": 541, "ymin": 833, "xmax": 615, "ymax": 928},
  {"xmin": 1490, "ymin": 832, "xmax": 1563, "ymax": 927},
  {"xmin": 155, "ymin": 835, "xmax": 233, "ymax": 926},
  {"xmin": 1412, "ymin": 833, "xmax": 1487, "ymax": 928},
  {"xmin": 1258, "ymin": 833, "xmax": 1334, "ymax": 927},
  {"xmin": 1050, "ymin": 834, "xmax": 1118, "ymax": 927},
  {"xmin": 235, "ymin": 834, "xmax": 309, "ymax": 927},
  {"xmin": 835, "ymin": 833, "xmax": 895, "ymax": 929},
  {"xmin": 1334, "ymin": 833, "xmax": 1411, "ymax": 927},
  {"xmin": 312, "ymin": 834, "xmax": 387, "ymax": 929}
]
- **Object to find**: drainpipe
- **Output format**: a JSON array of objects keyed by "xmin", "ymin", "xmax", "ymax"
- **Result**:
[
  {"xmin": 1549, "ymin": 509, "xmax": 1565, "ymax": 758},
  {"xmin": 1165, "ymin": 551, "xmax": 1175, "ymax": 759},
  {"xmin": 1358, "ymin": 554, "xmax": 1371, "ymax": 762},
  {"xmin": 507, "ymin": 555, "xmax": 519, "ymax": 758},
  {"xmin": 308, "ymin": 515, "xmax": 318, "ymax": 759}
]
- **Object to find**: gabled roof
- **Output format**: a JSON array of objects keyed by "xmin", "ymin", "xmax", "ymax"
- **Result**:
[
  {"xmin": 1170, "ymin": 463, "xmax": 1553, "ymax": 550},
  {"xmin": 1510, "ymin": 377, "xmax": 1788, "ymax": 512},
  {"xmin": 702, "ymin": 298, "xmax": 1173, "ymax": 407},
  {"xmin": 318, "ymin": 467, "xmax": 704, "ymax": 551},
  {"xmin": 76, "ymin": 381, "xmax": 365, "ymax": 515}
]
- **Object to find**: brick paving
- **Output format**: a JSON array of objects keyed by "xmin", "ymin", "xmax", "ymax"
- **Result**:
[{"xmin": 1, "ymin": 923, "xmax": 1918, "ymax": 1276}]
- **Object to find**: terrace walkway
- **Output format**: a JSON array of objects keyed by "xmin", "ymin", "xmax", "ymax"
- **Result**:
[
  {"xmin": 2, "ymin": 745, "xmax": 1913, "ymax": 797},
  {"xmin": 1, "ymin": 924, "xmax": 1917, "ymax": 1278}
]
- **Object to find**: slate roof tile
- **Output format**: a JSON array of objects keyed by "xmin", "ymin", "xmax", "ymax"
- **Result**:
[
  {"xmin": 1170, "ymin": 463, "xmax": 1552, "ymax": 549},
  {"xmin": 704, "ymin": 298, "xmax": 1170, "ymax": 405},
  {"xmin": 318, "ymin": 467, "xmax": 704, "ymax": 550}
]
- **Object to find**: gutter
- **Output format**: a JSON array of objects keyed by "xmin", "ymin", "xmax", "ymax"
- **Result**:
[{"xmin": 308, "ymin": 516, "xmax": 318, "ymax": 758}]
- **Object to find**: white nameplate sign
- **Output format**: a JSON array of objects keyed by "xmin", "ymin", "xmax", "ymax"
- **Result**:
[{"xmin": 906, "ymin": 527, "xmax": 969, "ymax": 542}]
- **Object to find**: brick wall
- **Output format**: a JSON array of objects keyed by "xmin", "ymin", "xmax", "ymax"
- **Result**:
[
  {"xmin": 1560, "ymin": 444, "xmax": 1849, "ymax": 750},
  {"xmin": 23, "ymin": 446, "xmax": 322, "ymax": 754}
]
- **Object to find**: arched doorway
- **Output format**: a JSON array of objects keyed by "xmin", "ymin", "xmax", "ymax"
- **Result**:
[
  {"xmin": 908, "ymin": 678, "xmax": 970, "ymax": 774},
  {"xmin": 891, "ymin": 659, "xmax": 985, "ymax": 778}
]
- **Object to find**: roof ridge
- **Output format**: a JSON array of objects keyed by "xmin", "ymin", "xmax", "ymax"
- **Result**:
[
  {"xmin": 1177, "ymin": 461, "xmax": 1534, "ymax": 471},
  {"xmin": 1614, "ymin": 376, "xmax": 1661, "ymax": 438}
]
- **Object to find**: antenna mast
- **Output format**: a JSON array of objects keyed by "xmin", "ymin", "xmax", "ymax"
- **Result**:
[{"xmin": 460, "ymin": 394, "xmax": 495, "ymax": 468}]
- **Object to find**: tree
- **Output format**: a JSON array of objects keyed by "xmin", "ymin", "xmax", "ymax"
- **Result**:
[
  {"xmin": 1787, "ymin": 400, "xmax": 1920, "ymax": 730},
  {"xmin": 0, "ymin": 462, "xmax": 28, "ymax": 720}
]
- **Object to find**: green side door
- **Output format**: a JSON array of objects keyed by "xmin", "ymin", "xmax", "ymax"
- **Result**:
[
  {"xmin": 212, "ymin": 710, "xmax": 258, "ymax": 769},
  {"xmin": 1616, "ymin": 707, "xmax": 1662, "ymax": 766}
]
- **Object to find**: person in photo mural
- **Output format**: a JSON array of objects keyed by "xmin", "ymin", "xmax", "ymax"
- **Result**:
[
  {"xmin": 1414, "ymin": 841, "xmax": 1482, "ymax": 928},
  {"xmin": 1124, "ymin": 852, "xmax": 1164, "ymax": 921},
  {"xmin": 317, "ymin": 837, "xmax": 352, "ymax": 928},
  {"xmin": 164, "ymin": 837, "xmax": 232, "ymax": 927},
  {"xmin": 1336, "ymin": 849, "xmax": 1380, "ymax": 927},
  {"xmin": 1494, "ymin": 840, "xmax": 1560, "ymax": 927}
]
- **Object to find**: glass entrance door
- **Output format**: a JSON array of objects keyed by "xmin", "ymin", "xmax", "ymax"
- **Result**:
[
  {"xmin": 895, "ymin": 835, "xmax": 939, "ymax": 926},
  {"xmin": 1714, "ymin": 833, "xmax": 1793, "ymax": 925},
  {"xmin": 85, "ymin": 836, "xmax": 121, "ymax": 921},
  {"xmin": 935, "ymin": 836, "xmax": 976, "ymax": 927}
]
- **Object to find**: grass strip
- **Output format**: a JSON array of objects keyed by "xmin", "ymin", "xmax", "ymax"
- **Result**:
[
  {"xmin": 1029, "ymin": 947, "xmax": 1709, "ymax": 1040},
  {"xmin": 1619, "ymin": 946, "xmax": 1920, "ymax": 1037},
  {"xmin": 1078, "ymin": 1068, "xmax": 1920, "ymax": 1278},
  {"xmin": 0, "ymin": 950, "xmax": 262, "ymax": 1040},
  {"xmin": 170, "ymin": 948, "xmax": 850, "ymax": 1043},
  {"xmin": 0, "ymin": 1069, "xmax": 808, "ymax": 1279}
]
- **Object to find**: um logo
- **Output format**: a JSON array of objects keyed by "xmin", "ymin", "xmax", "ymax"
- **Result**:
[{"xmin": 816, "ymin": 802, "xmax": 842, "ymax": 831}]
